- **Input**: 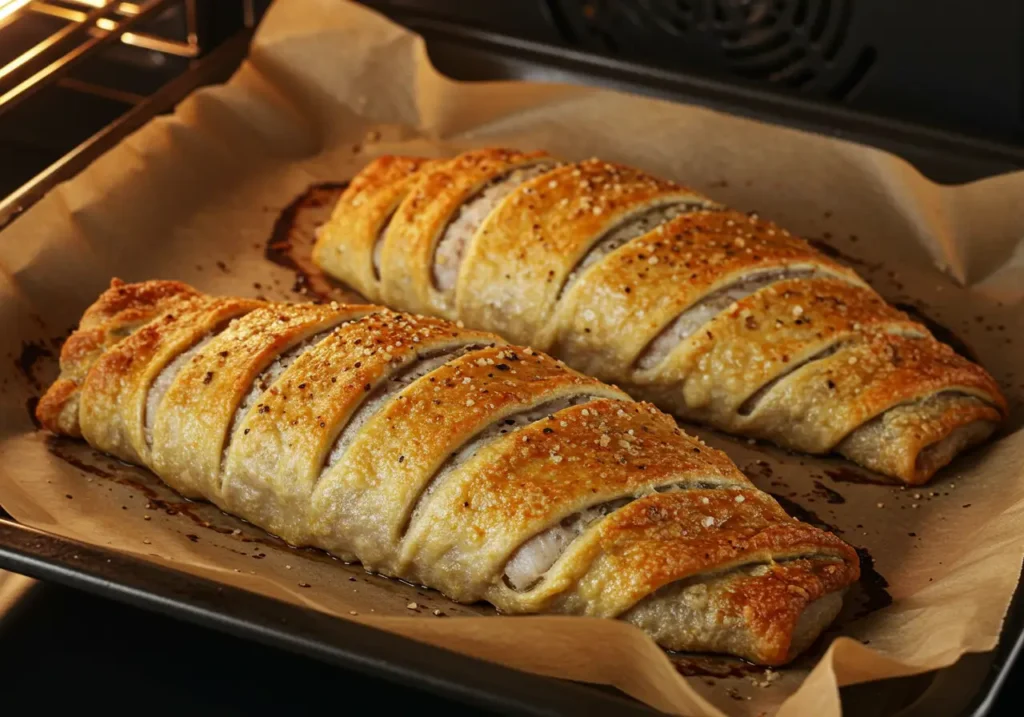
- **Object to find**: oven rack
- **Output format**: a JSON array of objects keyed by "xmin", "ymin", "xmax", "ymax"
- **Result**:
[{"xmin": 0, "ymin": 0, "xmax": 256, "ymax": 229}]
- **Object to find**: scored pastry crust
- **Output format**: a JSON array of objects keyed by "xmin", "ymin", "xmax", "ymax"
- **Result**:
[
  {"xmin": 316, "ymin": 149, "xmax": 1007, "ymax": 484},
  {"xmin": 375, "ymin": 148, "xmax": 555, "ymax": 318},
  {"xmin": 38, "ymin": 279, "xmax": 859, "ymax": 665},
  {"xmin": 313, "ymin": 155, "xmax": 443, "ymax": 304}
]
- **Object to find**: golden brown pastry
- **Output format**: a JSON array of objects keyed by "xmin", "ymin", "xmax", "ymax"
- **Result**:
[
  {"xmin": 314, "ymin": 149, "xmax": 1007, "ymax": 484},
  {"xmin": 38, "ymin": 279, "xmax": 859, "ymax": 665}
]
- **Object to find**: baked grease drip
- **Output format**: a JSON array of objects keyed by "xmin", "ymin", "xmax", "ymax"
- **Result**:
[
  {"xmin": 265, "ymin": 181, "xmax": 356, "ymax": 303},
  {"xmin": 812, "ymin": 480, "xmax": 846, "ymax": 504},
  {"xmin": 806, "ymin": 238, "xmax": 882, "ymax": 273},
  {"xmin": 851, "ymin": 547, "xmax": 893, "ymax": 618},
  {"xmin": 893, "ymin": 302, "xmax": 979, "ymax": 363},
  {"xmin": 45, "ymin": 435, "xmax": 285, "ymax": 549},
  {"xmin": 15, "ymin": 340, "xmax": 53, "ymax": 391},
  {"xmin": 824, "ymin": 466, "xmax": 898, "ymax": 485},
  {"xmin": 768, "ymin": 491, "xmax": 892, "ymax": 623},
  {"xmin": 44, "ymin": 437, "xmax": 495, "ymax": 618},
  {"xmin": 769, "ymin": 493, "xmax": 842, "ymax": 535}
]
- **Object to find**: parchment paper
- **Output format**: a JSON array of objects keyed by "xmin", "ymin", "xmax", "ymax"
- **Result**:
[{"xmin": 2, "ymin": 1, "xmax": 1023, "ymax": 714}]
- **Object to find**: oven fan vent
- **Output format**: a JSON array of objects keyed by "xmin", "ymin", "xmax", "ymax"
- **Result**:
[{"xmin": 547, "ymin": 0, "xmax": 876, "ymax": 100}]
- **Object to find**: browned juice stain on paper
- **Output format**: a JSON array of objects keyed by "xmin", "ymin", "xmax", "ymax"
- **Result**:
[
  {"xmin": 43, "ymin": 435, "xmax": 490, "ymax": 617},
  {"xmin": 892, "ymin": 302, "xmax": 979, "ymax": 363},
  {"xmin": 769, "ymin": 492, "xmax": 842, "ymax": 535},
  {"xmin": 811, "ymin": 480, "xmax": 846, "ymax": 505},
  {"xmin": 742, "ymin": 451, "xmax": 893, "ymax": 622},
  {"xmin": 767, "ymin": 491, "xmax": 892, "ymax": 621},
  {"xmin": 14, "ymin": 340, "xmax": 53, "ymax": 391},
  {"xmin": 809, "ymin": 237, "xmax": 982, "ymax": 365},
  {"xmin": 45, "ymin": 435, "xmax": 282, "ymax": 548},
  {"xmin": 824, "ymin": 466, "xmax": 898, "ymax": 486},
  {"xmin": 16, "ymin": 331, "xmax": 73, "ymax": 427},
  {"xmin": 850, "ymin": 547, "xmax": 893, "ymax": 617},
  {"xmin": 806, "ymin": 238, "xmax": 882, "ymax": 273},
  {"xmin": 264, "ymin": 181, "xmax": 358, "ymax": 303}
]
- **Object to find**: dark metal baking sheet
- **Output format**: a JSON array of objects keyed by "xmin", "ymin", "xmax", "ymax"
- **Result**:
[
  {"xmin": 961, "ymin": 573, "xmax": 1024, "ymax": 716},
  {"xmin": 1, "ymin": 508, "xmax": 1021, "ymax": 716},
  {"xmin": 0, "ymin": 513, "xmax": 658, "ymax": 716},
  {"xmin": 2, "ymin": 10, "xmax": 1023, "ymax": 716}
]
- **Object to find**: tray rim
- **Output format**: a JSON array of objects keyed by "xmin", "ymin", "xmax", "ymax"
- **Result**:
[
  {"xmin": 0, "ymin": 514, "xmax": 661, "ymax": 716},
  {"xmin": 1, "ymin": 509, "xmax": 1021, "ymax": 716}
]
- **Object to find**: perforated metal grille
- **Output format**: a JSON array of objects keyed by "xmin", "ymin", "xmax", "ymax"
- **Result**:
[{"xmin": 547, "ymin": 0, "xmax": 875, "ymax": 99}]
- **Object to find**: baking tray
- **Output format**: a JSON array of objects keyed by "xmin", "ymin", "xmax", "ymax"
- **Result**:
[
  {"xmin": 0, "ymin": 508, "xmax": 657, "ymax": 715},
  {"xmin": 1, "ymin": 14, "xmax": 1023, "ymax": 716}
]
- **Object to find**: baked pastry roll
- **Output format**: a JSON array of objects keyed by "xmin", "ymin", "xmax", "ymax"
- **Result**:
[
  {"xmin": 314, "ymin": 149, "xmax": 1006, "ymax": 484},
  {"xmin": 37, "ymin": 279, "xmax": 859, "ymax": 665}
]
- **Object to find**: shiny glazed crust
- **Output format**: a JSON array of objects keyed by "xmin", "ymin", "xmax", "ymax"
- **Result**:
[
  {"xmin": 316, "ymin": 150, "xmax": 1007, "ymax": 484},
  {"xmin": 38, "ymin": 279, "xmax": 860, "ymax": 665}
]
